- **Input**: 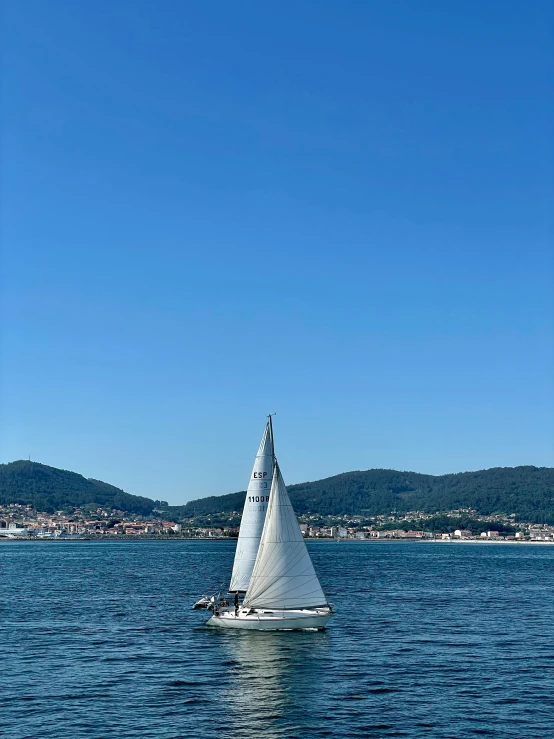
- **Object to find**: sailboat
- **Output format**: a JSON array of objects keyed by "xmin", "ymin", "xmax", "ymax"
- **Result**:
[{"xmin": 194, "ymin": 417, "xmax": 334, "ymax": 630}]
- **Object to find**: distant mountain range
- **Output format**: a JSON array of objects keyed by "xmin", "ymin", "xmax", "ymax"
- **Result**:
[
  {"xmin": 169, "ymin": 466, "xmax": 554, "ymax": 524},
  {"xmin": 1, "ymin": 461, "xmax": 553, "ymax": 523},
  {"xmin": 0, "ymin": 461, "xmax": 160, "ymax": 515}
]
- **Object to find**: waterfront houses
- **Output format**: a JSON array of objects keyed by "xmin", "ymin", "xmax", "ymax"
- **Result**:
[{"xmin": 1, "ymin": 503, "xmax": 553, "ymax": 542}]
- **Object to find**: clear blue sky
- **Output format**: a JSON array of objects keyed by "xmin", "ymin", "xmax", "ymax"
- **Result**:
[{"xmin": 1, "ymin": 0, "xmax": 552, "ymax": 504}]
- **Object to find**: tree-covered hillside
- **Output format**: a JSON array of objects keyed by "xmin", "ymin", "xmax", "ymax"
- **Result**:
[
  {"xmin": 0, "ymin": 461, "xmax": 159, "ymax": 515},
  {"xmin": 2, "ymin": 461, "xmax": 553, "ymax": 523},
  {"xmin": 170, "ymin": 466, "xmax": 554, "ymax": 523},
  {"xmin": 166, "ymin": 491, "xmax": 245, "ymax": 518}
]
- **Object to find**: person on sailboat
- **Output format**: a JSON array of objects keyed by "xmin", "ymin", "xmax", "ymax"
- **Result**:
[{"xmin": 234, "ymin": 592, "xmax": 239, "ymax": 615}]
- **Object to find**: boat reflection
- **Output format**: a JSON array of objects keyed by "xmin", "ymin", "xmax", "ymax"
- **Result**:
[{"xmin": 220, "ymin": 629, "xmax": 330, "ymax": 738}]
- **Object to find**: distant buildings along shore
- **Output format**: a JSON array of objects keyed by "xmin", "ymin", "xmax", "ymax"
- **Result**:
[{"xmin": 1, "ymin": 503, "xmax": 554, "ymax": 542}]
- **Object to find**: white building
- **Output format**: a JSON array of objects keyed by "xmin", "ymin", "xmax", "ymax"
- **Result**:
[{"xmin": 0, "ymin": 522, "xmax": 29, "ymax": 537}]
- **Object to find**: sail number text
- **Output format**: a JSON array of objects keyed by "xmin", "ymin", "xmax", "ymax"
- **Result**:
[
  {"xmin": 248, "ymin": 496, "xmax": 270, "ymax": 503},
  {"xmin": 251, "ymin": 481, "xmax": 268, "ymax": 489}
]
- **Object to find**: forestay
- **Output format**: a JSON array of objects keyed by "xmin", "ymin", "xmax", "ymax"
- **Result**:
[
  {"xmin": 229, "ymin": 420, "xmax": 274, "ymax": 592},
  {"xmin": 243, "ymin": 463, "xmax": 328, "ymax": 610}
]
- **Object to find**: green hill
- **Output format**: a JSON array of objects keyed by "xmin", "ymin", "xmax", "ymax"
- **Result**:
[
  {"xmin": 170, "ymin": 466, "xmax": 554, "ymax": 524},
  {"xmin": 0, "ymin": 461, "xmax": 160, "ymax": 515},
  {"xmin": 2, "ymin": 460, "xmax": 553, "ymax": 524}
]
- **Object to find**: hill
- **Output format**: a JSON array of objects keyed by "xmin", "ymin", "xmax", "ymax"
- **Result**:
[
  {"xmin": 0, "ymin": 461, "xmax": 161, "ymax": 515},
  {"xmin": 2, "ymin": 461, "xmax": 553, "ymax": 524},
  {"xmin": 169, "ymin": 466, "xmax": 554, "ymax": 524}
]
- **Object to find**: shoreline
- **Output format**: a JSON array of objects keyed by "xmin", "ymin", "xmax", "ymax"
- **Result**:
[{"xmin": 1, "ymin": 537, "xmax": 553, "ymax": 545}]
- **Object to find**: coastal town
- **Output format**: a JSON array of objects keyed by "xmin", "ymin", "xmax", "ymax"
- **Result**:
[{"xmin": 1, "ymin": 503, "xmax": 553, "ymax": 542}]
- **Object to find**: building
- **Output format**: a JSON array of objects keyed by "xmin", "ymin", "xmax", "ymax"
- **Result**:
[{"xmin": 0, "ymin": 521, "xmax": 29, "ymax": 537}]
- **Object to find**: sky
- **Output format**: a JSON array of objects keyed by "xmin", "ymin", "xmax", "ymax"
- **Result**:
[{"xmin": 1, "ymin": 0, "xmax": 553, "ymax": 504}]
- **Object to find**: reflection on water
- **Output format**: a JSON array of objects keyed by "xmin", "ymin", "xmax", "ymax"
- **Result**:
[{"xmin": 221, "ymin": 630, "xmax": 330, "ymax": 738}]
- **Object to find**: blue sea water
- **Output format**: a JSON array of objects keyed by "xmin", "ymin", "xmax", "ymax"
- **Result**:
[{"xmin": 2, "ymin": 540, "xmax": 553, "ymax": 738}]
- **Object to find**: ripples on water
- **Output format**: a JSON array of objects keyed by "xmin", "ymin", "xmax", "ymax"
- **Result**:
[{"xmin": 2, "ymin": 540, "xmax": 553, "ymax": 738}]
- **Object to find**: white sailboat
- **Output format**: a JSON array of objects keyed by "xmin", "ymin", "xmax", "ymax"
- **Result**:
[{"xmin": 196, "ymin": 417, "xmax": 333, "ymax": 630}]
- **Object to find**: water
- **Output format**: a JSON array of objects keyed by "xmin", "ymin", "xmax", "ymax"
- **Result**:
[{"xmin": 2, "ymin": 540, "xmax": 553, "ymax": 738}]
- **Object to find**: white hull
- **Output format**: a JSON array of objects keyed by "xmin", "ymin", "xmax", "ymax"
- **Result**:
[{"xmin": 207, "ymin": 608, "xmax": 332, "ymax": 631}]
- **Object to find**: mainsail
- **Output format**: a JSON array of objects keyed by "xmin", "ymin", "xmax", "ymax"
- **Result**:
[
  {"xmin": 229, "ymin": 419, "xmax": 275, "ymax": 592},
  {"xmin": 243, "ymin": 462, "xmax": 328, "ymax": 610}
]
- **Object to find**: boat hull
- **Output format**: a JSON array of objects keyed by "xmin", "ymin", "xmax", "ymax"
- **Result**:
[{"xmin": 207, "ymin": 608, "xmax": 332, "ymax": 630}]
